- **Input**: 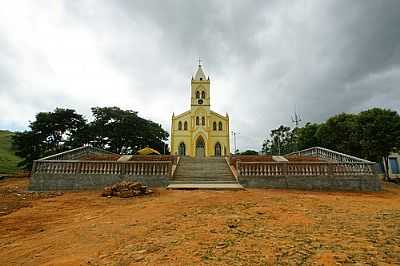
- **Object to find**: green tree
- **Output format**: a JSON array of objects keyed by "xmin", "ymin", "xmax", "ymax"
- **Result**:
[
  {"xmin": 240, "ymin": 150, "xmax": 259, "ymax": 155},
  {"xmin": 12, "ymin": 108, "xmax": 87, "ymax": 169},
  {"xmin": 358, "ymin": 108, "xmax": 400, "ymax": 180},
  {"xmin": 316, "ymin": 113, "xmax": 362, "ymax": 157},
  {"xmin": 262, "ymin": 125, "xmax": 296, "ymax": 155},
  {"xmin": 88, "ymin": 107, "xmax": 169, "ymax": 154},
  {"xmin": 297, "ymin": 122, "xmax": 321, "ymax": 150}
]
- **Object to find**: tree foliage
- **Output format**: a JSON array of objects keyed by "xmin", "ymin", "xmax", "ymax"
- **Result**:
[
  {"xmin": 240, "ymin": 150, "xmax": 259, "ymax": 155},
  {"xmin": 88, "ymin": 107, "xmax": 168, "ymax": 154},
  {"xmin": 297, "ymin": 123, "xmax": 320, "ymax": 150},
  {"xmin": 261, "ymin": 107, "xmax": 400, "ymax": 179},
  {"xmin": 315, "ymin": 113, "xmax": 362, "ymax": 157},
  {"xmin": 262, "ymin": 125, "xmax": 296, "ymax": 155},
  {"xmin": 357, "ymin": 108, "xmax": 400, "ymax": 179},
  {"xmin": 12, "ymin": 108, "xmax": 87, "ymax": 169},
  {"xmin": 12, "ymin": 107, "xmax": 169, "ymax": 169}
]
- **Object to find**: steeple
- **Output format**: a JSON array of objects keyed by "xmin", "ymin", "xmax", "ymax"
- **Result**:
[
  {"xmin": 194, "ymin": 58, "xmax": 207, "ymax": 81},
  {"xmin": 191, "ymin": 59, "xmax": 210, "ymax": 108}
]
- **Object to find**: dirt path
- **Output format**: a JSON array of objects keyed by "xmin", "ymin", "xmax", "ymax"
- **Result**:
[{"xmin": 0, "ymin": 178, "xmax": 399, "ymax": 265}]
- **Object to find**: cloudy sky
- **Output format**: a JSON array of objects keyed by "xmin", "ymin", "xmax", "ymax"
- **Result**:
[{"xmin": 0, "ymin": 1, "xmax": 399, "ymax": 151}]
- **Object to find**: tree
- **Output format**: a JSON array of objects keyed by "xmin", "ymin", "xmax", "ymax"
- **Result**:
[
  {"xmin": 358, "ymin": 108, "xmax": 400, "ymax": 180},
  {"xmin": 12, "ymin": 106, "xmax": 170, "ymax": 169},
  {"xmin": 88, "ymin": 107, "xmax": 169, "ymax": 154},
  {"xmin": 262, "ymin": 125, "xmax": 296, "ymax": 155},
  {"xmin": 240, "ymin": 150, "xmax": 259, "ymax": 155},
  {"xmin": 297, "ymin": 122, "xmax": 321, "ymax": 150},
  {"xmin": 12, "ymin": 108, "xmax": 87, "ymax": 169},
  {"xmin": 316, "ymin": 113, "xmax": 362, "ymax": 157}
]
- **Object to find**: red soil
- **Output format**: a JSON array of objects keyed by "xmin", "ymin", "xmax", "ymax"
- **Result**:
[{"xmin": 0, "ymin": 178, "xmax": 399, "ymax": 265}]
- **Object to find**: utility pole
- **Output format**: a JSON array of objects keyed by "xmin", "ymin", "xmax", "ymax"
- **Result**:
[
  {"xmin": 291, "ymin": 109, "xmax": 302, "ymax": 152},
  {"xmin": 277, "ymin": 136, "xmax": 281, "ymax": 155},
  {"xmin": 231, "ymin": 130, "xmax": 238, "ymax": 154}
]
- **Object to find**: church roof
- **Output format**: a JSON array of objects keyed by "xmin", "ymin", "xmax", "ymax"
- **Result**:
[
  {"xmin": 194, "ymin": 64, "xmax": 207, "ymax": 81},
  {"xmin": 136, "ymin": 147, "xmax": 161, "ymax": 155}
]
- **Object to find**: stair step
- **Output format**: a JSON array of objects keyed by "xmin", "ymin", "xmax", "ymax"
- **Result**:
[
  {"xmin": 175, "ymin": 173, "xmax": 234, "ymax": 176},
  {"xmin": 172, "ymin": 178, "xmax": 235, "ymax": 180},
  {"xmin": 174, "ymin": 157, "xmax": 235, "ymax": 183},
  {"xmin": 170, "ymin": 180, "xmax": 237, "ymax": 184},
  {"xmin": 167, "ymin": 183, "xmax": 244, "ymax": 190}
]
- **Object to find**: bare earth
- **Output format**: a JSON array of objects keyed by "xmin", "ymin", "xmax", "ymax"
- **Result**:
[{"xmin": 0, "ymin": 178, "xmax": 399, "ymax": 265}]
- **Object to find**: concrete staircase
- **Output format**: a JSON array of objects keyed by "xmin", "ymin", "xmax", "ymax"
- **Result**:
[{"xmin": 168, "ymin": 157, "xmax": 243, "ymax": 190}]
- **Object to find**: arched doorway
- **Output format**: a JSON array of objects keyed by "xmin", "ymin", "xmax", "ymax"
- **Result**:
[
  {"xmin": 195, "ymin": 137, "xmax": 205, "ymax": 157},
  {"xmin": 178, "ymin": 142, "xmax": 186, "ymax": 156},
  {"xmin": 215, "ymin": 142, "xmax": 221, "ymax": 157}
]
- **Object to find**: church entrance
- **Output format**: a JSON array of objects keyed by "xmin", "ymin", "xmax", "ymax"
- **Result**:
[
  {"xmin": 195, "ymin": 137, "xmax": 205, "ymax": 157},
  {"xmin": 178, "ymin": 142, "xmax": 186, "ymax": 156},
  {"xmin": 215, "ymin": 143, "xmax": 221, "ymax": 157}
]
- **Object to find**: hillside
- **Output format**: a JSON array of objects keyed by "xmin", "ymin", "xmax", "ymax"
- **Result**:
[{"xmin": 0, "ymin": 130, "xmax": 21, "ymax": 175}]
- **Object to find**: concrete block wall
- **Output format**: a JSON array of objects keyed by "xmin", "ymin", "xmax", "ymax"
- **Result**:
[
  {"xmin": 30, "ymin": 173, "xmax": 381, "ymax": 192},
  {"xmin": 239, "ymin": 175, "xmax": 381, "ymax": 192},
  {"xmin": 29, "ymin": 173, "xmax": 169, "ymax": 191}
]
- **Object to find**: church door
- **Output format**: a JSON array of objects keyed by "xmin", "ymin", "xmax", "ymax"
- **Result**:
[
  {"xmin": 196, "ymin": 137, "xmax": 205, "ymax": 158},
  {"xmin": 215, "ymin": 143, "xmax": 221, "ymax": 157},
  {"xmin": 178, "ymin": 142, "xmax": 186, "ymax": 156}
]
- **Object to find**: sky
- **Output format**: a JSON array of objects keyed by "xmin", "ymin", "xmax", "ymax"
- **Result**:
[{"xmin": 0, "ymin": 0, "xmax": 399, "ymax": 151}]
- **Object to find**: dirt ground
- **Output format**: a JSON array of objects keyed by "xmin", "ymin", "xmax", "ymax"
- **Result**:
[{"xmin": 0, "ymin": 178, "xmax": 399, "ymax": 266}]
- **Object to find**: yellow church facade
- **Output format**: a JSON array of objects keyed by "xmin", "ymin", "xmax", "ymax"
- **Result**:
[{"xmin": 170, "ymin": 63, "xmax": 230, "ymax": 157}]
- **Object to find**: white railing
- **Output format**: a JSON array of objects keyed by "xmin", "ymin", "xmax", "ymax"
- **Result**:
[
  {"xmin": 33, "ymin": 160, "xmax": 172, "ymax": 176},
  {"xmin": 38, "ymin": 146, "xmax": 118, "ymax": 161},
  {"xmin": 237, "ymin": 161, "xmax": 375, "ymax": 177},
  {"xmin": 287, "ymin": 147, "xmax": 373, "ymax": 163}
]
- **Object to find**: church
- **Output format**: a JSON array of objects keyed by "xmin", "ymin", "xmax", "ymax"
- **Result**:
[{"xmin": 170, "ymin": 62, "xmax": 230, "ymax": 157}]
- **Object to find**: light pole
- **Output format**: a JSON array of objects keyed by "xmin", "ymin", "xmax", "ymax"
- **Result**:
[
  {"xmin": 162, "ymin": 141, "xmax": 166, "ymax": 155},
  {"xmin": 231, "ymin": 130, "xmax": 238, "ymax": 154}
]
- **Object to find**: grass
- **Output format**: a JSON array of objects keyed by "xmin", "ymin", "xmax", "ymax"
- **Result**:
[{"xmin": 0, "ymin": 130, "xmax": 22, "ymax": 175}]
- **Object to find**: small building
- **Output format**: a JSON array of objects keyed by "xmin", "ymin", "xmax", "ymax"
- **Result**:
[
  {"xmin": 387, "ymin": 153, "xmax": 400, "ymax": 178},
  {"xmin": 170, "ymin": 62, "xmax": 230, "ymax": 157}
]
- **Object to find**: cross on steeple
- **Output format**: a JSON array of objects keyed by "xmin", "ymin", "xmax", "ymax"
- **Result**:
[{"xmin": 198, "ymin": 57, "xmax": 202, "ymax": 66}]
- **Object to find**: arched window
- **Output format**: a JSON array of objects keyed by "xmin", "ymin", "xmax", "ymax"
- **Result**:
[
  {"xmin": 196, "ymin": 116, "xmax": 199, "ymax": 126},
  {"xmin": 218, "ymin": 121, "xmax": 223, "ymax": 131},
  {"xmin": 178, "ymin": 142, "xmax": 186, "ymax": 156},
  {"xmin": 202, "ymin": 116, "xmax": 205, "ymax": 126},
  {"xmin": 184, "ymin": 121, "xmax": 188, "ymax": 130},
  {"xmin": 201, "ymin": 91, "xmax": 205, "ymax": 99},
  {"xmin": 213, "ymin": 121, "xmax": 217, "ymax": 131},
  {"xmin": 178, "ymin": 121, "xmax": 182, "ymax": 130},
  {"xmin": 196, "ymin": 91, "xmax": 200, "ymax": 99}
]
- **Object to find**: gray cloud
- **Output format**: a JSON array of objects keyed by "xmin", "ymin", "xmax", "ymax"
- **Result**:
[{"xmin": 0, "ymin": 0, "xmax": 399, "ymax": 151}]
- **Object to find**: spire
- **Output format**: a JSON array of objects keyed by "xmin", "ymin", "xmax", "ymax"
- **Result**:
[{"xmin": 194, "ymin": 58, "xmax": 207, "ymax": 81}]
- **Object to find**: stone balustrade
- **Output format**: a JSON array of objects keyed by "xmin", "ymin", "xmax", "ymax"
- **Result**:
[
  {"xmin": 33, "ymin": 160, "xmax": 172, "ymax": 176},
  {"xmin": 237, "ymin": 161, "xmax": 374, "ymax": 177},
  {"xmin": 38, "ymin": 146, "xmax": 119, "ymax": 161},
  {"xmin": 288, "ymin": 146, "xmax": 372, "ymax": 163}
]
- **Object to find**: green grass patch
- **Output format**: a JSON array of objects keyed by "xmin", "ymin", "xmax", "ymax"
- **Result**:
[{"xmin": 0, "ymin": 130, "xmax": 22, "ymax": 175}]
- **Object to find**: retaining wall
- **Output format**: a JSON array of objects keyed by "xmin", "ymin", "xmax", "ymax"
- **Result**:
[
  {"xmin": 239, "ymin": 175, "xmax": 381, "ymax": 191},
  {"xmin": 29, "ymin": 173, "xmax": 169, "ymax": 191},
  {"xmin": 30, "ymin": 173, "xmax": 381, "ymax": 192}
]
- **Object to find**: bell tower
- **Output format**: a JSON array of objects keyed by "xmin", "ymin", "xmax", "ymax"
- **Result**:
[{"xmin": 191, "ymin": 60, "xmax": 210, "ymax": 109}]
